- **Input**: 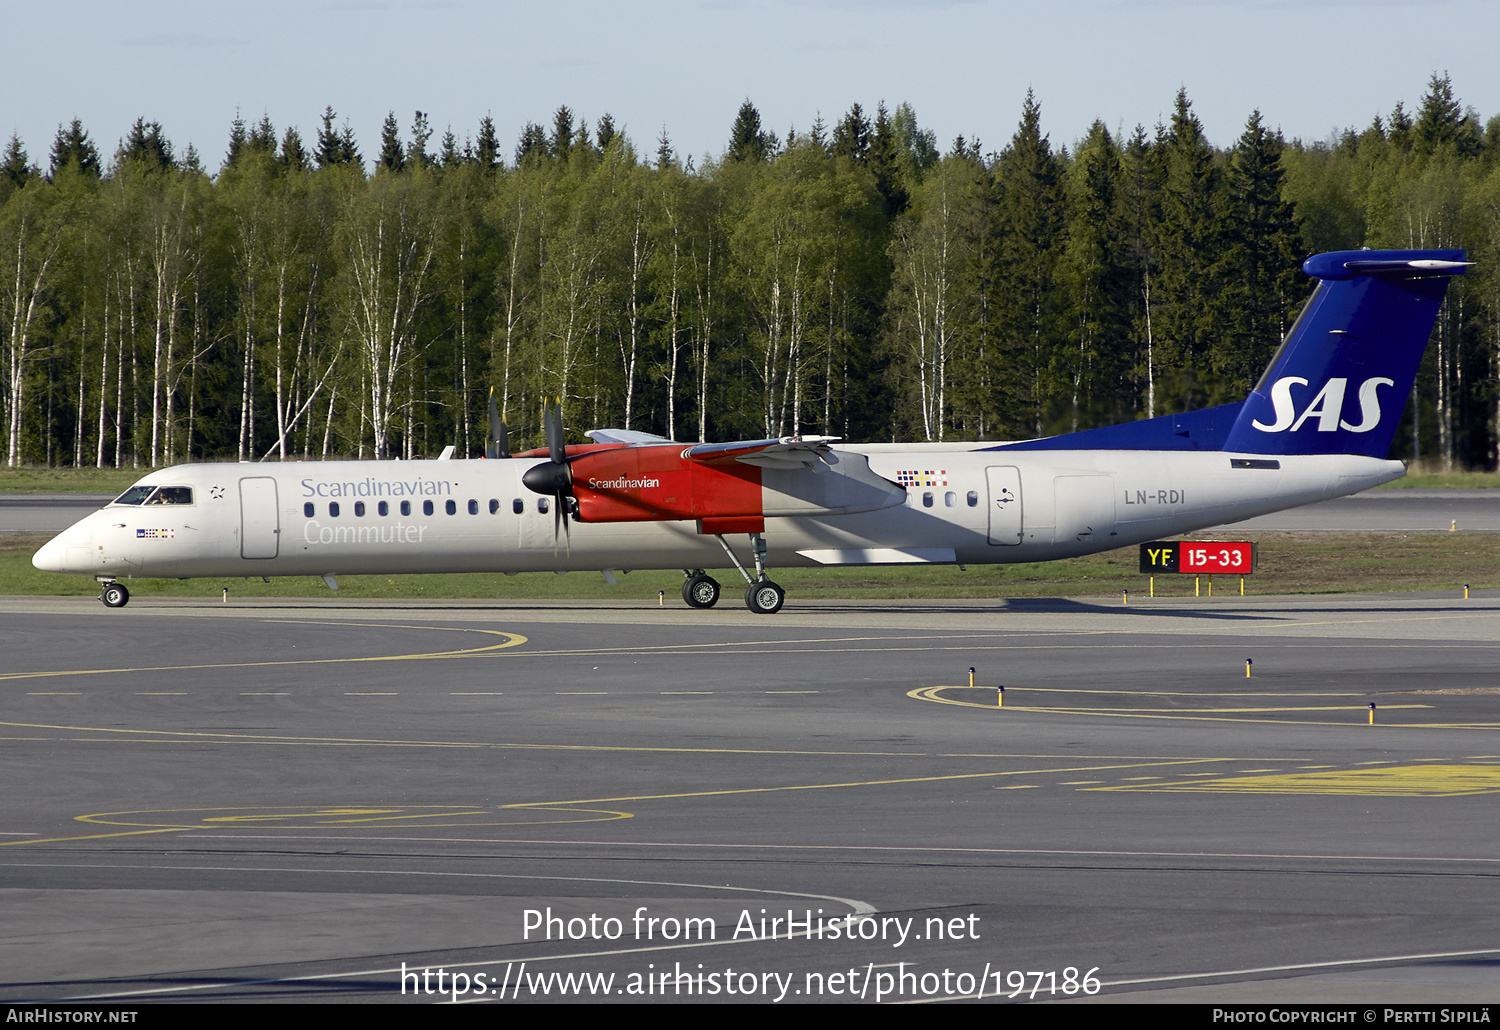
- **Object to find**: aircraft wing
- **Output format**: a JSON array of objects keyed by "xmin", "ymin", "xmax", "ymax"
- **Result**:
[{"xmin": 682, "ymin": 436, "xmax": 840, "ymax": 469}]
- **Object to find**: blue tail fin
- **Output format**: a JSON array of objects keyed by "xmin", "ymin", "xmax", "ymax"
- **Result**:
[{"xmin": 1221, "ymin": 249, "xmax": 1467, "ymax": 457}]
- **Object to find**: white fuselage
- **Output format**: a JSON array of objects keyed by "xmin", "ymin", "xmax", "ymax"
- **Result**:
[{"xmin": 33, "ymin": 446, "xmax": 1401, "ymax": 582}]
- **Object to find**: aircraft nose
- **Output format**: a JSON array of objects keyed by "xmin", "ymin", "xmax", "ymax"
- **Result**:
[{"xmin": 32, "ymin": 535, "xmax": 66, "ymax": 572}]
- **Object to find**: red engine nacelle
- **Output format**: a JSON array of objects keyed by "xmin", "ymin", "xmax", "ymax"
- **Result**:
[{"xmin": 568, "ymin": 446, "xmax": 762, "ymax": 525}]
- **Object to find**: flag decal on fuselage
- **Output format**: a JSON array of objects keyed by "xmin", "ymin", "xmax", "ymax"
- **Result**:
[{"xmin": 896, "ymin": 469, "xmax": 947, "ymax": 488}]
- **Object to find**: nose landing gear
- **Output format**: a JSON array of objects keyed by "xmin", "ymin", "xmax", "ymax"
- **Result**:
[
  {"xmin": 681, "ymin": 570, "xmax": 721, "ymax": 608},
  {"xmin": 100, "ymin": 581, "xmax": 130, "ymax": 608}
]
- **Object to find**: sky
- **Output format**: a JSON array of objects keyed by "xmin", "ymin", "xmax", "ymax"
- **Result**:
[{"xmin": 4, "ymin": 0, "xmax": 1498, "ymax": 172}]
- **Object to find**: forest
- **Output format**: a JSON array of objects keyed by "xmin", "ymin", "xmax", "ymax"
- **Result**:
[{"xmin": 3, "ymin": 74, "xmax": 1499, "ymax": 471}]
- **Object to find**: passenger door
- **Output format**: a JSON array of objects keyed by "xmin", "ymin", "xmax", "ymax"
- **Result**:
[
  {"xmin": 239, "ymin": 477, "xmax": 280, "ymax": 558},
  {"xmin": 986, "ymin": 466, "xmax": 1023, "ymax": 545}
]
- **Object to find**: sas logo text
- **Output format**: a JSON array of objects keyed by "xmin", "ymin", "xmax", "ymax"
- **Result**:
[{"xmin": 1252, "ymin": 376, "xmax": 1394, "ymax": 433}]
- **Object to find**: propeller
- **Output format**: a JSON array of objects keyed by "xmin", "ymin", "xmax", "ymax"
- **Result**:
[
  {"xmin": 520, "ymin": 398, "xmax": 573, "ymax": 552},
  {"xmin": 484, "ymin": 387, "xmax": 511, "ymax": 460}
]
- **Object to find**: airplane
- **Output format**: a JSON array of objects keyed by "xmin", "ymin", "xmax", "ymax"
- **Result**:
[{"xmin": 33, "ymin": 248, "xmax": 1467, "ymax": 613}]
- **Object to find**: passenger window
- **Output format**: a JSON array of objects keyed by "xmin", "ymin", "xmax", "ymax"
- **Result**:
[
  {"xmin": 967, "ymin": 490, "xmax": 979, "ymax": 507},
  {"xmin": 423, "ymin": 500, "xmax": 434, "ymax": 516},
  {"xmin": 355, "ymin": 501, "xmax": 366, "ymax": 517},
  {"xmin": 329, "ymin": 502, "xmax": 340, "ymax": 517},
  {"xmin": 512, "ymin": 498, "xmax": 524, "ymax": 515},
  {"xmin": 945, "ymin": 492, "xmax": 956, "ymax": 507},
  {"xmin": 378, "ymin": 501, "xmax": 389, "ymax": 516},
  {"xmin": 468, "ymin": 499, "xmax": 479, "ymax": 515},
  {"xmin": 303, "ymin": 502, "xmax": 314, "ymax": 518},
  {"xmin": 922, "ymin": 492, "xmax": 933, "ymax": 508},
  {"xmin": 401, "ymin": 500, "xmax": 411, "ymax": 516},
  {"xmin": 539, "ymin": 498, "xmax": 550, "ymax": 514},
  {"xmin": 445, "ymin": 499, "xmax": 457, "ymax": 515},
  {"xmin": 489, "ymin": 499, "xmax": 500, "ymax": 515}
]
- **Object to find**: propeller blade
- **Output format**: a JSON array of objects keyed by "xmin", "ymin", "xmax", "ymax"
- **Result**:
[
  {"xmin": 487, "ymin": 388, "xmax": 509, "ymax": 459},
  {"xmin": 546, "ymin": 398, "xmax": 565, "ymax": 465},
  {"xmin": 527, "ymin": 398, "xmax": 571, "ymax": 555}
]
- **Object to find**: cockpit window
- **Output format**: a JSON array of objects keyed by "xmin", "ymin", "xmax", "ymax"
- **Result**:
[
  {"xmin": 147, "ymin": 486, "xmax": 193, "ymax": 505},
  {"xmin": 114, "ymin": 485, "xmax": 194, "ymax": 506}
]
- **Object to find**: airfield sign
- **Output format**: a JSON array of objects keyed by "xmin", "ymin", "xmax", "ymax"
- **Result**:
[{"xmin": 1139, "ymin": 541, "xmax": 1256, "ymax": 575}]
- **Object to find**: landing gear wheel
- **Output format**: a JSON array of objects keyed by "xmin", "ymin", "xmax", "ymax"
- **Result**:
[
  {"xmin": 744, "ymin": 579, "xmax": 785, "ymax": 615},
  {"xmin": 101, "ymin": 583, "xmax": 130, "ymax": 608},
  {"xmin": 682, "ymin": 573, "xmax": 721, "ymax": 609}
]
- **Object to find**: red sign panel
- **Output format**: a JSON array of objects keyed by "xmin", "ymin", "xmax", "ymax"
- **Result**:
[{"xmin": 1177, "ymin": 542, "xmax": 1255, "ymax": 574}]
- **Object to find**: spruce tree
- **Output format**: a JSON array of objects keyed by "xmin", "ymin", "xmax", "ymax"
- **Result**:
[
  {"xmin": 515, "ymin": 122, "xmax": 548, "ymax": 166},
  {"xmin": 338, "ymin": 123, "xmax": 362, "ymax": 167},
  {"xmin": 2, "ymin": 134, "xmax": 36, "ymax": 189},
  {"xmin": 572, "ymin": 120, "xmax": 594, "ymax": 159},
  {"xmin": 225, "ymin": 112, "xmax": 249, "ymax": 168},
  {"xmin": 995, "ymin": 90, "xmax": 1065, "ymax": 436},
  {"xmin": 49, "ymin": 118, "xmax": 101, "ymax": 179},
  {"xmin": 279, "ymin": 127, "xmax": 308, "ymax": 172},
  {"xmin": 474, "ymin": 116, "xmax": 500, "ymax": 172},
  {"xmin": 378, "ymin": 112, "xmax": 405, "ymax": 172},
  {"xmin": 1415, "ymin": 72, "xmax": 1480, "ymax": 157},
  {"xmin": 1060, "ymin": 120, "xmax": 1132, "ymax": 428},
  {"xmin": 550, "ymin": 106, "xmax": 575, "ymax": 160},
  {"xmin": 596, "ymin": 113, "xmax": 618, "ymax": 153},
  {"xmin": 1153, "ymin": 88, "xmax": 1223, "ymax": 407},
  {"xmin": 180, "ymin": 142, "xmax": 205, "ymax": 175},
  {"xmin": 122, "ymin": 118, "xmax": 174, "ymax": 173},
  {"xmin": 809, "ymin": 114, "xmax": 827, "ymax": 153},
  {"xmin": 727, "ymin": 100, "xmax": 771, "ymax": 162},
  {"xmin": 407, "ymin": 111, "xmax": 433, "ymax": 168},
  {"xmin": 316, "ymin": 106, "xmax": 342, "ymax": 168},
  {"xmin": 832, "ymin": 103, "xmax": 870, "ymax": 163},
  {"xmin": 1219, "ymin": 110, "xmax": 1300, "ymax": 392},
  {"xmin": 1388, "ymin": 100, "xmax": 1414, "ymax": 152},
  {"xmin": 249, "ymin": 115, "xmax": 277, "ymax": 155},
  {"xmin": 870, "ymin": 102, "xmax": 908, "ymax": 217},
  {"xmin": 1120, "ymin": 123, "xmax": 1164, "ymax": 416},
  {"xmin": 438, "ymin": 128, "xmax": 462, "ymax": 168}
]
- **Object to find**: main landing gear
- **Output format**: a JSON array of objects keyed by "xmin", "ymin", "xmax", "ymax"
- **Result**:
[
  {"xmin": 685, "ymin": 532, "xmax": 784, "ymax": 615},
  {"xmin": 744, "ymin": 579, "xmax": 785, "ymax": 615},
  {"xmin": 100, "ymin": 581, "xmax": 130, "ymax": 608}
]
